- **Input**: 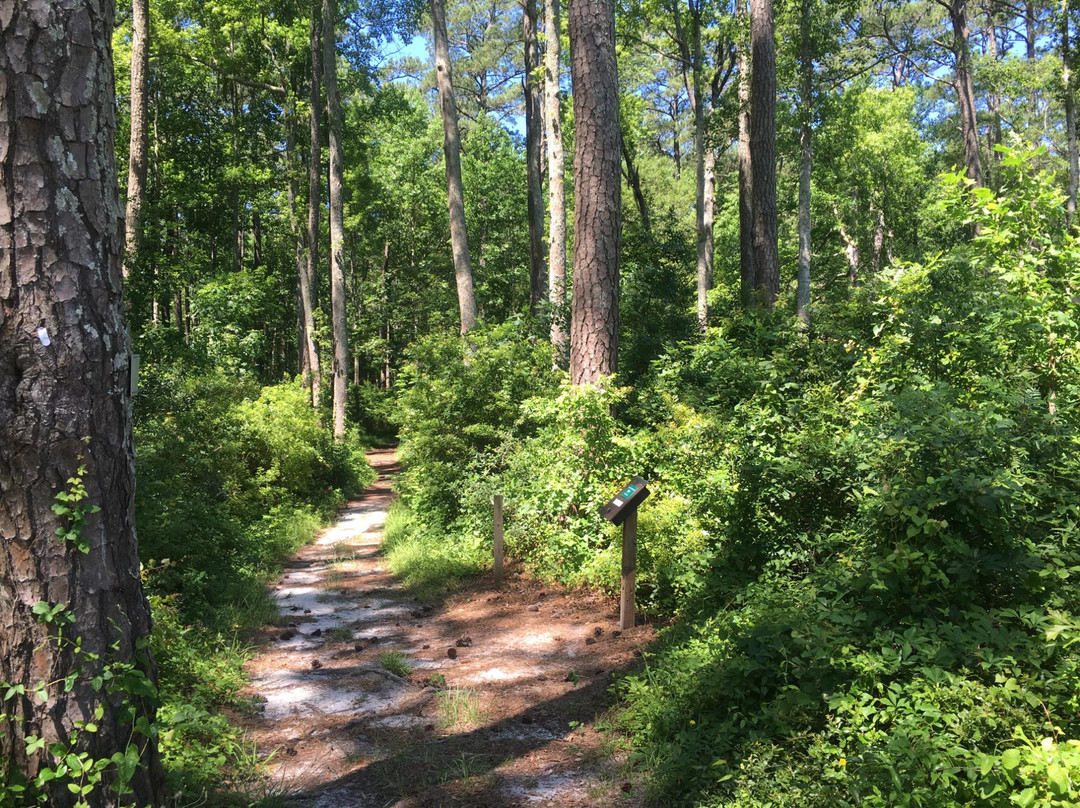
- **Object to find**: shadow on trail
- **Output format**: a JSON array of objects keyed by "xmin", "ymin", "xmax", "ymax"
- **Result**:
[{"xmin": 287, "ymin": 671, "xmax": 628, "ymax": 807}]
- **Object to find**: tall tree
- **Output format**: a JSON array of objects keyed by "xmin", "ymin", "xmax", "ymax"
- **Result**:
[
  {"xmin": 544, "ymin": 0, "xmax": 568, "ymax": 364},
  {"xmin": 123, "ymin": 0, "xmax": 150, "ymax": 279},
  {"xmin": 431, "ymin": 0, "xmax": 479, "ymax": 334},
  {"xmin": 750, "ymin": 0, "xmax": 779, "ymax": 305},
  {"xmin": 323, "ymin": 0, "xmax": 348, "ymax": 438},
  {"xmin": 524, "ymin": 0, "xmax": 547, "ymax": 315},
  {"xmin": 941, "ymin": 0, "xmax": 983, "ymax": 186},
  {"xmin": 307, "ymin": 2, "xmax": 323, "ymax": 409},
  {"xmin": 0, "ymin": 0, "xmax": 165, "ymax": 804},
  {"xmin": 568, "ymin": 0, "xmax": 622, "ymax": 383}
]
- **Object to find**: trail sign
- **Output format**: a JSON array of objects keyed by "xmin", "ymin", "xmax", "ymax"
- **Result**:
[{"xmin": 600, "ymin": 477, "xmax": 650, "ymax": 526}]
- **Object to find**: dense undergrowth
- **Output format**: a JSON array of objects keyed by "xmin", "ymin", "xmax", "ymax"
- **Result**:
[
  {"xmin": 131, "ymin": 335, "xmax": 376, "ymax": 800},
  {"xmin": 388, "ymin": 151, "xmax": 1080, "ymax": 805}
]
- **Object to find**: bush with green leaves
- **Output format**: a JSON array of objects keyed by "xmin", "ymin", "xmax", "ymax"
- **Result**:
[
  {"xmin": 611, "ymin": 147, "xmax": 1080, "ymax": 807},
  {"xmin": 394, "ymin": 321, "xmax": 557, "ymax": 529}
]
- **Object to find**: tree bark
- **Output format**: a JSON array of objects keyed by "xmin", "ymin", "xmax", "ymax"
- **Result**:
[
  {"xmin": 1063, "ymin": 1, "xmax": 1078, "ymax": 227},
  {"xmin": 568, "ymin": 0, "xmax": 621, "ymax": 384},
  {"xmin": 307, "ymin": 1, "xmax": 323, "ymax": 409},
  {"xmin": 622, "ymin": 132, "xmax": 653, "ymax": 240},
  {"xmin": 0, "ymin": 1, "xmax": 165, "ymax": 804},
  {"xmin": 524, "ymin": 0, "xmax": 546, "ymax": 316},
  {"xmin": 750, "ymin": 0, "xmax": 779, "ymax": 306},
  {"xmin": 123, "ymin": 0, "xmax": 149, "ymax": 279},
  {"xmin": 431, "ymin": 0, "xmax": 478, "ymax": 334},
  {"xmin": 544, "ymin": 0, "xmax": 568, "ymax": 366},
  {"xmin": 738, "ymin": 37, "xmax": 755, "ymax": 309},
  {"xmin": 947, "ymin": 0, "xmax": 983, "ymax": 186},
  {"xmin": 796, "ymin": 0, "xmax": 812, "ymax": 329},
  {"xmin": 322, "ymin": 0, "xmax": 348, "ymax": 439}
]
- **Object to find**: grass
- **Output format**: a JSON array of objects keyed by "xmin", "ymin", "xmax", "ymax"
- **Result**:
[
  {"xmin": 378, "ymin": 650, "xmax": 413, "ymax": 677},
  {"xmin": 328, "ymin": 625, "xmax": 353, "ymax": 641},
  {"xmin": 381, "ymin": 503, "xmax": 486, "ymax": 599},
  {"xmin": 436, "ymin": 686, "xmax": 486, "ymax": 729}
]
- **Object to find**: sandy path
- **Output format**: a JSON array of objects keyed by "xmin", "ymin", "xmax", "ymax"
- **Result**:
[{"xmin": 240, "ymin": 448, "xmax": 653, "ymax": 808}]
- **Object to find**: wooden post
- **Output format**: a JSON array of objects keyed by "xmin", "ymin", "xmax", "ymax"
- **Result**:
[
  {"xmin": 620, "ymin": 507, "xmax": 637, "ymax": 630},
  {"xmin": 493, "ymin": 494, "xmax": 504, "ymax": 586}
]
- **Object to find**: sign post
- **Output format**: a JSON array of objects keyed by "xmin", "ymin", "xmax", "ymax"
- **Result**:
[
  {"xmin": 493, "ymin": 494, "xmax": 504, "ymax": 586},
  {"xmin": 601, "ymin": 477, "xmax": 650, "ymax": 630}
]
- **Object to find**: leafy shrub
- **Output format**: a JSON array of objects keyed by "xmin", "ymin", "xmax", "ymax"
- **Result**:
[
  {"xmin": 611, "ymin": 148, "xmax": 1080, "ymax": 807},
  {"xmin": 394, "ymin": 321, "xmax": 557, "ymax": 528}
]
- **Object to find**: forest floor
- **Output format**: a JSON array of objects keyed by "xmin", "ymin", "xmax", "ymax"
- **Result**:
[{"xmin": 238, "ymin": 448, "xmax": 657, "ymax": 808}]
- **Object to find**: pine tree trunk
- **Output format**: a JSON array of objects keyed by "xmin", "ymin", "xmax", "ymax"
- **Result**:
[
  {"xmin": 738, "ymin": 39, "xmax": 755, "ymax": 309},
  {"xmin": 796, "ymin": 0, "xmax": 812, "ymax": 329},
  {"xmin": 307, "ymin": 1, "xmax": 323, "ymax": 409},
  {"xmin": 123, "ymin": 0, "xmax": 150, "ymax": 279},
  {"xmin": 0, "ymin": 1, "xmax": 165, "ymax": 804},
  {"xmin": 322, "ymin": 0, "xmax": 348, "ymax": 439},
  {"xmin": 568, "ymin": 0, "xmax": 621, "ymax": 384},
  {"xmin": 750, "ymin": 0, "xmax": 779, "ymax": 306},
  {"xmin": 544, "ymin": 0, "xmax": 568, "ymax": 366},
  {"xmin": 524, "ymin": 0, "xmax": 546, "ymax": 316},
  {"xmin": 431, "ymin": 0, "xmax": 478, "ymax": 334}
]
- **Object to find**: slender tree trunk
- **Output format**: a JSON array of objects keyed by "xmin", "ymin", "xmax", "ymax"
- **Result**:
[
  {"xmin": 544, "ymin": 0, "xmax": 568, "ymax": 366},
  {"xmin": 690, "ymin": 6, "xmax": 713, "ymax": 331},
  {"xmin": 622, "ymin": 132, "xmax": 653, "ymax": 239},
  {"xmin": 835, "ymin": 203, "xmax": 860, "ymax": 284},
  {"xmin": 738, "ymin": 39, "xmax": 755, "ymax": 309},
  {"xmin": 702, "ymin": 146, "xmax": 716, "ymax": 313},
  {"xmin": 948, "ymin": 0, "xmax": 983, "ymax": 187},
  {"xmin": 307, "ymin": 2, "xmax": 323, "ymax": 409},
  {"xmin": 568, "ymin": 0, "xmax": 621, "ymax": 384},
  {"xmin": 750, "ymin": 0, "xmax": 779, "ymax": 306},
  {"xmin": 322, "ymin": 0, "xmax": 348, "ymax": 439},
  {"xmin": 524, "ymin": 0, "xmax": 546, "ymax": 315},
  {"xmin": 0, "ymin": 1, "xmax": 165, "ymax": 804},
  {"xmin": 431, "ymin": 0, "xmax": 478, "ymax": 334},
  {"xmin": 286, "ymin": 106, "xmax": 320, "ymax": 398},
  {"xmin": 123, "ymin": 0, "xmax": 150, "ymax": 280},
  {"xmin": 796, "ymin": 0, "xmax": 812, "ymax": 329},
  {"xmin": 1028, "ymin": 2, "xmax": 1039, "ymax": 120},
  {"xmin": 1063, "ymin": 1, "xmax": 1078, "ymax": 227}
]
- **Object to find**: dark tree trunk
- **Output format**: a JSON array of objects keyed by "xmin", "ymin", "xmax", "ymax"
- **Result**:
[
  {"xmin": 750, "ymin": 0, "xmax": 779, "ymax": 306},
  {"xmin": 523, "ymin": 0, "xmax": 546, "ymax": 316},
  {"xmin": 322, "ymin": 0, "xmax": 348, "ymax": 438},
  {"xmin": 947, "ymin": 0, "xmax": 983, "ymax": 186},
  {"xmin": 568, "ymin": 0, "xmax": 621, "ymax": 384},
  {"xmin": 123, "ymin": 0, "xmax": 149, "ymax": 279},
  {"xmin": 0, "ymin": 1, "xmax": 165, "ymax": 805},
  {"xmin": 307, "ymin": 0, "xmax": 323, "ymax": 409},
  {"xmin": 621, "ymin": 132, "xmax": 653, "ymax": 240},
  {"xmin": 431, "ymin": 0, "xmax": 478, "ymax": 334},
  {"xmin": 544, "ymin": 0, "xmax": 568, "ymax": 366}
]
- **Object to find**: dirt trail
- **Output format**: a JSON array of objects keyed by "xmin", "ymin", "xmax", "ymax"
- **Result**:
[{"xmin": 241, "ymin": 448, "xmax": 654, "ymax": 807}]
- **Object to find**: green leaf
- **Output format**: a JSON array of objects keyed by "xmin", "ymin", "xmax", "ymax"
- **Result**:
[{"xmin": 1001, "ymin": 748, "xmax": 1022, "ymax": 771}]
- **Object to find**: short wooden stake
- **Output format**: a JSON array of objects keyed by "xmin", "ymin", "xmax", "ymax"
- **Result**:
[
  {"xmin": 493, "ymin": 494, "xmax": 504, "ymax": 586},
  {"xmin": 620, "ymin": 507, "xmax": 637, "ymax": 630}
]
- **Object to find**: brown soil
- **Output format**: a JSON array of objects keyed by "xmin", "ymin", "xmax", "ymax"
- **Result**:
[{"xmin": 239, "ymin": 448, "xmax": 656, "ymax": 807}]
